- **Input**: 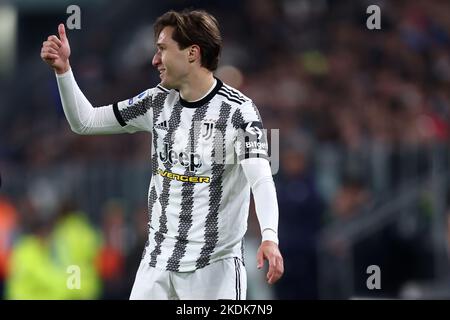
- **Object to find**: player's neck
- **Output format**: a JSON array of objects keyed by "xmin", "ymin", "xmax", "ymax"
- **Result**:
[{"xmin": 179, "ymin": 70, "xmax": 215, "ymax": 102}]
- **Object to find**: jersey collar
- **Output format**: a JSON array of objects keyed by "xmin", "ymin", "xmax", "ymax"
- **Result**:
[{"xmin": 179, "ymin": 77, "xmax": 223, "ymax": 108}]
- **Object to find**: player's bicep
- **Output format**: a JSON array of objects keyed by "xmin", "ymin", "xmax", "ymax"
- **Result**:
[{"xmin": 76, "ymin": 104, "xmax": 127, "ymax": 135}]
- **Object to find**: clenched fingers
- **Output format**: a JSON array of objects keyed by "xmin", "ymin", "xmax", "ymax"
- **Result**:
[
  {"xmin": 41, "ymin": 52, "xmax": 59, "ymax": 60},
  {"xmin": 47, "ymin": 35, "xmax": 62, "ymax": 47},
  {"xmin": 42, "ymin": 40, "xmax": 60, "ymax": 52},
  {"xmin": 41, "ymin": 46, "xmax": 59, "ymax": 55}
]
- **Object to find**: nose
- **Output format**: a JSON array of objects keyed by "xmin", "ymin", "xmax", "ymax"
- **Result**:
[{"xmin": 152, "ymin": 51, "xmax": 161, "ymax": 67}]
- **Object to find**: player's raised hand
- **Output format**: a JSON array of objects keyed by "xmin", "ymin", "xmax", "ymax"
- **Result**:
[
  {"xmin": 257, "ymin": 240, "xmax": 284, "ymax": 285},
  {"xmin": 41, "ymin": 23, "xmax": 71, "ymax": 74}
]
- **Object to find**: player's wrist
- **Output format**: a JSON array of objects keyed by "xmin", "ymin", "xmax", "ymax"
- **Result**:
[
  {"xmin": 262, "ymin": 229, "xmax": 278, "ymax": 244},
  {"xmin": 54, "ymin": 62, "xmax": 71, "ymax": 75}
]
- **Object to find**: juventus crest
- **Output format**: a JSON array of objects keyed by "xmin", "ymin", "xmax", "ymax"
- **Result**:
[{"xmin": 201, "ymin": 120, "xmax": 215, "ymax": 140}]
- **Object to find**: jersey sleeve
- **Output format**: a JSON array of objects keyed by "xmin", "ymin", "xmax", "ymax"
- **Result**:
[
  {"xmin": 232, "ymin": 101, "xmax": 269, "ymax": 162},
  {"xmin": 56, "ymin": 68, "xmax": 164, "ymax": 134},
  {"xmin": 241, "ymin": 158, "xmax": 279, "ymax": 244},
  {"xmin": 112, "ymin": 87, "xmax": 162, "ymax": 133}
]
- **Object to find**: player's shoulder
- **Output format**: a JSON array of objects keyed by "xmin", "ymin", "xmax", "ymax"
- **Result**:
[
  {"xmin": 154, "ymin": 84, "xmax": 183, "ymax": 106},
  {"xmin": 146, "ymin": 84, "xmax": 173, "ymax": 98},
  {"xmin": 217, "ymin": 82, "xmax": 252, "ymax": 107},
  {"xmin": 125, "ymin": 85, "xmax": 169, "ymax": 105},
  {"xmin": 155, "ymin": 84, "xmax": 171, "ymax": 95}
]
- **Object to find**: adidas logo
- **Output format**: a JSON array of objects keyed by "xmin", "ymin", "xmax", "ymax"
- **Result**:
[{"xmin": 155, "ymin": 120, "xmax": 168, "ymax": 131}]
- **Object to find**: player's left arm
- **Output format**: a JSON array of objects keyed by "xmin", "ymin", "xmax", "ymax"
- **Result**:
[
  {"xmin": 241, "ymin": 158, "xmax": 284, "ymax": 285},
  {"xmin": 233, "ymin": 100, "xmax": 284, "ymax": 284}
]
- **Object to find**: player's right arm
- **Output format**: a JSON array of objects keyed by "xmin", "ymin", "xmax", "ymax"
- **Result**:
[{"xmin": 41, "ymin": 24, "xmax": 153, "ymax": 135}]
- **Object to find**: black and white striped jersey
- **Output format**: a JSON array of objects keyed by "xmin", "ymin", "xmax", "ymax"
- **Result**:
[{"xmin": 113, "ymin": 78, "xmax": 269, "ymax": 272}]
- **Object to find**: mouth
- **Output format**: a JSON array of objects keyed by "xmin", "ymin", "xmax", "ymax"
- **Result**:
[{"xmin": 158, "ymin": 69, "xmax": 166, "ymax": 78}]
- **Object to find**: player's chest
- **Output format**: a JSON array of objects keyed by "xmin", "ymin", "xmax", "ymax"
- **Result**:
[{"xmin": 153, "ymin": 107, "xmax": 233, "ymax": 149}]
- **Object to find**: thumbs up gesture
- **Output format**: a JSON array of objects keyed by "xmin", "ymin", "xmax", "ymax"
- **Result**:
[{"xmin": 41, "ymin": 24, "xmax": 71, "ymax": 74}]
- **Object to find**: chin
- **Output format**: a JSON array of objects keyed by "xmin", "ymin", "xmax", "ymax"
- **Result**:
[
  {"xmin": 161, "ymin": 80, "xmax": 177, "ymax": 90},
  {"xmin": 160, "ymin": 79, "xmax": 172, "ymax": 88}
]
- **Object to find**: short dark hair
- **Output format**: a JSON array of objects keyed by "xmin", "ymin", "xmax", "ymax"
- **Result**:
[{"xmin": 154, "ymin": 9, "xmax": 222, "ymax": 71}]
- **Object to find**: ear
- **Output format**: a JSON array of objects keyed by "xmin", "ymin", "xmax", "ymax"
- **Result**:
[{"xmin": 188, "ymin": 45, "xmax": 201, "ymax": 63}]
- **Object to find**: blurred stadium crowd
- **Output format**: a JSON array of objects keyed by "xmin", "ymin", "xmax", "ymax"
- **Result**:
[{"xmin": 1, "ymin": 0, "xmax": 450, "ymax": 299}]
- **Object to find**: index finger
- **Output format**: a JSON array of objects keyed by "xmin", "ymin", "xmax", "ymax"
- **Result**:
[{"xmin": 48, "ymin": 35, "xmax": 62, "ymax": 47}]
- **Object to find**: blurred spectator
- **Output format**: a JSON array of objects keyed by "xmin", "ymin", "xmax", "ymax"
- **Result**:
[
  {"xmin": 0, "ymin": 196, "xmax": 18, "ymax": 299},
  {"xmin": 2, "ymin": 0, "xmax": 450, "ymax": 299},
  {"xmin": 331, "ymin": 176, "xmax": 370, "ymax": 222},
  {"xmin": 51, "ymin": 201, "xmax": 102, "ymax": 299},
  {"xmin": 274, "ymin": 135, "xmax": 324, "ymax": 299},
  {"xmin": 97, "ymin": 199, "xmax": 128, "ymax": 299},
  {"xmin": 124, "ymin": 203, "xmax": 151, "ymax": 297},
  {"xmin": 5, "ymin": 215, "xmax": 67, "ymax": 299}
]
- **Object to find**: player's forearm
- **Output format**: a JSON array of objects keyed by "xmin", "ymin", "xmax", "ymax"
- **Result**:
[
  {"xmin": 241, "ymin": 158, "xmax": 279, "ymax": 244},
  {"xmin": 55, "ymin": 68, "xmax": 123, "ymax": 135}
]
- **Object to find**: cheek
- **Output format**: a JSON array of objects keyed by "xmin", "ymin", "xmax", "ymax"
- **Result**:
[
  {"xmin": 160, "ymin": 52, "xmax": 167, "ymax": 65},
  {"xmin": 162, "ymin": 54, "xmax": 176, "ymax": 70},
  {"xmin": 177, "ymin": 60, "xmax": 190, "ymax": 74},
  {"xmin": 162, "ymin": 51, "xmax": 189, "ymax": 75}
]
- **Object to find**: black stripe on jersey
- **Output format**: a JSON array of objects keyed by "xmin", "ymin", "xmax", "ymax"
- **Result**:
[
  {"xmin": 220, "ymin": 86, "xmax": 246, "ymax": 103},
  {"xmin": 231, "ymin": 108, "xmax": 244, "ymax": 129},
  {"xmin": 149, "ymin": 101, "xmax": 184, "ymax": 268},
  {"xmin": 152, "ymin": 93, "xmax": 169, "ymax": 121},
  {"xmin": 157, "ymin": 85, "xmax": 170, "ymax": 93},
  {"xmin": 217, "ymin": 92, "xmax": 244, "ymax": 105},
  {"xmin": 119, "ymin": 97, "xmax": 151, "ymax": 123},
  {"xmin": 238, "ymin": 152, "xmax": 269, "ymax": 161},
  {"xmin": 234, "ymin": 258, "xmax": 241, "ymax": 300},
  {"xmin": 196, "ymin": 102, "xmax": 232, "ymax": 269},
  {"xmin": 250, "ymin": 102, "xmax": 263, "ymax": 122},
  {"xmin": 166, "ymin": 104, "xmax": 209, "ymax": 271},
  {"xmin": 147, "ymin": 92, "xmax": 168, "ymax": 232},
  {"xmin": 231, "ymin": 109, "xmax": 245, "ymax": 165},
  {"xmin": 234, "ymin": 258, "xmax": 238, "ymax": 300},
  {"xmin": 113, "ymin": 102, "xmax": 126, "ymax": 126},
  {"xmin": 141, "ymin": 239, "xmax": 149, "ymax": 260},
  {"xmin": 218, "ymin": 87, "xmax": 245, "ymax": 102}
]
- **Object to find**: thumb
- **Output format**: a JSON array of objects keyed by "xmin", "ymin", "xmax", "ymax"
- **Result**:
[
  {"xmin": 58, "ymin": 23, "xmax": 68, "ymax": 42},
  {"xmin": 256, "ymin": 250, "xmax": 264, "ymax": 269}
]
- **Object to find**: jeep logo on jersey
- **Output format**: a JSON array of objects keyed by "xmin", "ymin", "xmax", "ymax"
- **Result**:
[
  {"xmin": 245, "ymin": 122, "xmax": 263, "ymax": 139},
  {"xmin": 159, "ymin": 143, "xmax": 202, "ymax": 172}
]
